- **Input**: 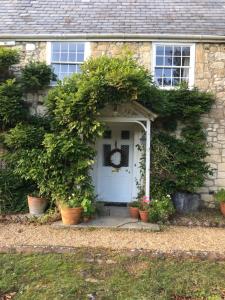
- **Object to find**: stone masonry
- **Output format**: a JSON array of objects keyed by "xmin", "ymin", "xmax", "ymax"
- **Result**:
[{"xmin": 5, "ymin": 41, "xmax": 225, "ymax": 207}]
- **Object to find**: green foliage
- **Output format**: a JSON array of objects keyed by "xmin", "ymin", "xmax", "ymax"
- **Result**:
[
  {"xmin": 0, "ymin": 47, "xmax": 20, "ymax": 82},
  {"xmin": 150, "ymin": 84, "xmax": 214, "ymax": 195},
  {"xmin": 21, "ymin": 62, "xmax": 55, "ymax": 92},
  {"xmin": 81, "ymin": 197, "xmax": 96, "ymax": 216},
  {"xmin": 0, "ymin": 168, "xmax": 35, "ymax": 213},
  {"xmin": 214, "ymin": 188, "xmax": 225, "ymax": 203},
  {"xmin": 148, "ymin": 195, "xmax": 175, "ymax": 223},
  {"xmin": 0, "ymin": 79, "xmax": 28, "ymax": 129}
]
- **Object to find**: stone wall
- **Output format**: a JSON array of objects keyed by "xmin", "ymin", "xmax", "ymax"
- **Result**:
[
  {"xmin": 195, "ymin": 43, "xmax": 225, "ymax": 207},
  {"xmin": 91, "ymin": 42, "xmax": 152, "ymax": 71},
  {"xmin": 4, "ymin": 40, "xmax": 225, "ymax": 207}
]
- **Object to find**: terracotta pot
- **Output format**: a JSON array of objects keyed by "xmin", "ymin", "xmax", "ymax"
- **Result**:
[
  {"xmin": 128, "ymin": 206, "xmax": 139, "ymax": 219},
  {"xmin": 139, "ymin": 210, "xmax": 149, "ymax": 223},
  {"xmin": 60, "ymin": 206, "xmax": 83, "ymax": 225},
  {"xmin": 27, "ymin": 195, "xmax": 48, "ymax": 216},
  {"xmin": 220, "ymin": 202, "xmax": 225, "ymax": 216}
]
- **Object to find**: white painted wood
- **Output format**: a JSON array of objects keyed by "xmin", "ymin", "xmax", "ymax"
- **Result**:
[
  {"xmin": 145, "ymin": 120, "xmax": 151, "ymax": 198},
  {"xmin": 95, "ymin": 124, "xmax": 134, "ymax": 203}
]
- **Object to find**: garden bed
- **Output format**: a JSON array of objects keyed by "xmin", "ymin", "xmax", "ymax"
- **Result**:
[{"xmin": 168, "ymin": 208, "xmax": 225, "ymax": 228}]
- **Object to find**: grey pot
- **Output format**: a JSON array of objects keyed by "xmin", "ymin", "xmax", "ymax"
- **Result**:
[
  {"xmin": 172, "ymin": 192, "xmax": 200, "ymax": 214},
  {"xmin": 28, "ymin": 195, "xmax": 48, "ymax": 216}
]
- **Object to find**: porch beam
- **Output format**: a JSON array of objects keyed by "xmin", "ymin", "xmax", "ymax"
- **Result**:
[{"xmin": 145, "ymin": 120, "xmax": 151, "ymax": 198}]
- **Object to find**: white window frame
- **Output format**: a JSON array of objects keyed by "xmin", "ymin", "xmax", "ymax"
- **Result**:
[
  {"xmin": 152, "ymin": 42, "xmax": 195, "ymax": 89},
  {"xmin": 46, "ymin": 41, "xmax": 91, "ymax": 82}
]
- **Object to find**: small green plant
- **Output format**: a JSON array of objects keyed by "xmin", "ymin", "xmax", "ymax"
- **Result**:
[
  {"xmin": 128, "ymin": 201, "xmax": 139, "ymax": 208},
  {"xmin": 214, "ymin": 189, "xmax": 225, "ymax": 203},
  {"xmin": 148, "ymin": 194, "xmax": 175, "ymax": 223},
  {"xmin": 81, "ymin": 197, "xmax": 96, "ymax": 217},
  {"xmin": 0, "ymin": 47, "xmax": 20, "ymax": 82}
]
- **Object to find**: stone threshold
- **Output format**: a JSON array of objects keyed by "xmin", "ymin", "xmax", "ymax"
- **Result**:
[{"xmin": 0, "ymin": 245, "xmax": 225, "ymax": 261}]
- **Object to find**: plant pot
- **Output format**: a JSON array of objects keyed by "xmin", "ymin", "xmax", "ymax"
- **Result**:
[
  {"xmin": 27, "ymin": 195, "xmax": 48, "ymax": 216},
  {"xmin": 128, "ymin": 206, "xmax": 139, "ymax": 219},
  {"xmin": 139, "ymin": 210, "xmax": 149, "ymax": 223},
  {"xmin": 60, "ymin": 206, "xmax": 83, "ymax": 225},
  {"xmin": 220, "ymin": 202, "xmax": 225, "ymax": 216}
]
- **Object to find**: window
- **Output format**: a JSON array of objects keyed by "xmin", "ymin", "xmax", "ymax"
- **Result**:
[
  {"xmin": 49, "ymin": 42, "xmax": 88, "ymax": 81},
  {"xmin": 153, "ymin": 43, "xmax": 195, "ymax": 88}
]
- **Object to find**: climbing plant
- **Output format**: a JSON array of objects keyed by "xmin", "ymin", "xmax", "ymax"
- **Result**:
[{"xmin": 1, "ymin": 52, "xmax": 215, "ymax": 210}]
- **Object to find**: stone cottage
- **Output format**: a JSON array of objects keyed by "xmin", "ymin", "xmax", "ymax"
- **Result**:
[{"xmin": 1, "ymin": 0, "xmax": 225, "ymax": 207}]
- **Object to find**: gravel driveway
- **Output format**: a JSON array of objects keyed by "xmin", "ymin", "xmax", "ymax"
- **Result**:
[{"xmin": 0, "ymin": 223, "xmax": 225, "ymax": 254}]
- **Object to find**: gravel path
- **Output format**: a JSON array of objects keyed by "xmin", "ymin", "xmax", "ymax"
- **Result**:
[{"xmin": 0, "ymin": 223, "xmax": 225, "ymax": 253}]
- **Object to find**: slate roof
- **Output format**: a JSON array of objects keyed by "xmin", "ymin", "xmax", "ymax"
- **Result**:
[{"xmin": 1, "ymin": 0, "xmax": 225, "ymax": 37}]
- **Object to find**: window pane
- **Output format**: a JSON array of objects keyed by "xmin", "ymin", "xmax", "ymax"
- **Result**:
[
  {"xmin": 52, "ymin": 52, "xmax": 60, "ymax": 62},
  {"xmin": 163, "ymin": 78, "xmax": 171, "ymax": 86},
  {"xmin": 155, "ymin": 68, "xmax": 163, "ymax": 77},
  {"xmin": 172, "ymin": 78, "xmax": 180, "ymax": 86},
  {"xmin": 69, "ymin": 64, "xmax": 77, "ymax": 73},
  {"xmin": 61, "ymin": 64, "xmax": 68, "ymax": 73},
  {"xmin": 77, "ymin": 43, "xmax": 85, "ymax": 52},
  {"xmin": 121, "ymin": 145, "xmax": 129, "ymax": 167},
  {"xmin": 182, "ymin": 57, "xmax": 190, "ymax": 66},
  {"xmin": 68, "ymin": 52, "xmax": 76, "ymax": 61},
  {"xmin": 121, "ymin": 130, "xmax": 130, "ymax": 140},
  {"xmin": 77, "ymin": 52, "xmax": 84, "ymax": 62},
  {"xmin": 52, "ymin": 42, "xmax": 60, "ymax": 52},
  {"xmin": 163, "ymin": 68, "xmax": 172, "ymax": 77},
  {"xmin": 69, "ymin": 43, "xmax": 77, "ymax": 52},
  {"xmin": 156, "ymin": 77, "xmax": 163, "ymax": 86},
  {"xmin": 165, "ymin": 46, "xmax": 173, "ymax": 56},
  {"xmin": 172, "ymin": 68, "xmax": 181, "ymax": 77},
  {"xmin": 156, "ymin": 46, "xmax": 164, "ymax": 55},
  {"xmin": 103, "ymin": 144, "xmax": 111, "ymax": 166},
  {"xmin": 182, "ymin": 47, "xmax": 190, "ymax": 56},
  {"xmin": 181, "ymin": 78, "xmax": 189, "ymax": 84},
  {"xmin": 61, "ymin": 43, "xmax": 69, "ymax": 52},
  {"xmin": 173, "ymin": 57, "xmax": 181, "ymax": 66},
  {"xmin": 77, "ymin": 65, "xmax": 81, "ymax": 73},
  {"xmin": 165, "ymin": 56, "xmax": 172, "ymax": 66},
  {"xmin": 60, "ymin": 53, "xmax": 68, "ymax": 62},
  {"xmin": 181, "ymin": 68, "xmax": 189, "ymax": 77},
  {"xmin": 103, "ymin": 130, "xmax": 111, "ymax": 139},
  {"xmin": 156, "ymin": 56, "xmax": 164, "ymax": 66},
  {"xmin": 174, "ymin": 46, "xmax": 181, "ymax": 56}
]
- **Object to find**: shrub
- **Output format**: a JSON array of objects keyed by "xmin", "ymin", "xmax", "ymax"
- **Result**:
[
  {"xmin": 0, "ymin": 47, "xmax": 20, "ymax": 82},
  {"xmin": 21, "ymin": 62, "xmax": 55, "ymax": 92},
  {"xmin": 148, "ymin": 195, "xmax": 175, "ymax": 223},
  {"xmin": 0, "ymin": 79, "xmax": 28, "ymax": 129},
  {"xmin": 0, "ymin": 168, "xmax": 35, "ymax": 213}
]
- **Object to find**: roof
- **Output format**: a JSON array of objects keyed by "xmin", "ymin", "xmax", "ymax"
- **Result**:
[{"xmin": 1, "ymin": 0, "xmax": 225, "ymax": 39}]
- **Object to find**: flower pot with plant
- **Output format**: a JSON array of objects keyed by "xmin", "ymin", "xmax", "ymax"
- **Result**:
[
  {"xmin": 128, "ymin": 201, "xmax": 140, "ymax": 219},
  {"xmin": 215, "ymin": 189, "xmax": 225, "ymax": 216},
  {"xmin": 59, "ymin": 194, "xmax": 83, "ymax": 225},
  {"xmin": 139, "ymin": 196, "xmax": 150, "ymax": 223}
]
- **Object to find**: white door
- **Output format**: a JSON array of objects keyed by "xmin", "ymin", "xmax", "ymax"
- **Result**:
[{"xmin": 96, "ymin": 124, "xmax": 134, "ymax": 203}]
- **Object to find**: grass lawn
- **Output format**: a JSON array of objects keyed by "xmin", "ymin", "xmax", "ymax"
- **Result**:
[{"xmin": 0, "ymin": 249, "xmax": 225, "ymax": 300}]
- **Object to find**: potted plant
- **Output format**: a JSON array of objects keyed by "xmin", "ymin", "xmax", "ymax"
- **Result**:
[
  {"xmin": 27, "ymin": 191, "xmax": 48, "ymax": 216},
  {"xmin": 215, "ymin": 189, "xmax": 225, "ymax": 216},
  {"xmin": 139, "ymin": 196, "xmax": 150, "ymax": 223},
  {"xmin": 81, "ymin": 197, "xmax": 96, "ymax": 222},
  {"xmin": 59, "ymin": 193, "xmax": 83, "ymax": 225},
  {"xmin": 128, "ymin": 201, "xmax": 140, "ymax": 219}
]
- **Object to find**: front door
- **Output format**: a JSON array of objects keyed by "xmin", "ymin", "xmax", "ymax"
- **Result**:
[{"xmin": 96, "ymin": 124, "xmax": 134, "ymax": 203}]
